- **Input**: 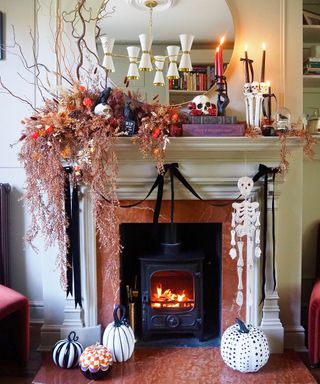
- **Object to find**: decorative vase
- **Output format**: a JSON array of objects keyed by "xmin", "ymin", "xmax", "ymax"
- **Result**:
[
  {"xmin": 220, "ymin": 318, "xmax": 269, "ymax": 373},
  {"xmin": 79, "ymin": 343, "xmax": 113, "ymax": 380},
  {"xmin": 52, "ymin": 331, "xmax": 83, "ymax": 369},
  {"xmin": 103, "ymin": 304, "xmax": 135, "ymax": 362}
]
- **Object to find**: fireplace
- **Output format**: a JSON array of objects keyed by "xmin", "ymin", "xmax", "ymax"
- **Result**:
[
  {"xmin": 140, "ymin": 242, "xmax": 204, "ymax": 340},
  {"xmin": 119, "ymin": 222, "xmax": 222, "ymax": 345}
]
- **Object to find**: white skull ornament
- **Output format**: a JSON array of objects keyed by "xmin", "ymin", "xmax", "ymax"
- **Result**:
[
  {"xmin": 259, "ymin": 82, "xmax": 268, "ymax": 94},
  {"xmin": 237, "ymin": 176, "xmax": 254, "ymax": 198},
  {"xmin": 243, "ymin": 82, "xmax": 251, "ymax": 94},
  {"xmin": 94, "ymin": 103, "xmax": 113, "ymax": 119},
  {"xmin": 192, "ymin": 95, "xmax": 211, "ymax": 115},
  {"xmin": 251, "ymin": 81, "xmax": 260, "ymax": 95}
]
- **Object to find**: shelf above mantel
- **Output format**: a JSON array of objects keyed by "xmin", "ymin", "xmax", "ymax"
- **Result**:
[
  {"xmin": 116, "ymin": 136, "xmax": 308, "ymax": 152},
  {"xmin": 115, "ymin": 136, "xmax": 313, "ymax": 162}
]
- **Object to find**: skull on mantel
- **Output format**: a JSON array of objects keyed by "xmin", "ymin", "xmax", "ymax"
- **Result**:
[{"xmin": 192, "ymin": 95, "xmax": 212, "ymax": 115}]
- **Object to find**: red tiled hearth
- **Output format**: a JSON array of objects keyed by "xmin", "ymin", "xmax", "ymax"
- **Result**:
[
  {"xmin": 97, "ymin": 200, "xmax": 246, "ymax": 332},
  {"xmin": 32, "ymin": 349, "xmax": 316, "ymax": 384}
]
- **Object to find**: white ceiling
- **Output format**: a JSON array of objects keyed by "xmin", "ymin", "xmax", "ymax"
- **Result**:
[{"xmin": 99, "ymin": 0, "xmax": 235, "ymax": 46}]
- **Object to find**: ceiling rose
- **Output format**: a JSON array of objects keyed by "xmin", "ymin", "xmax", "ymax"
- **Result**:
[{"xmin": 125, "ymin": 0, "xmax": 176, "ymax": 12}]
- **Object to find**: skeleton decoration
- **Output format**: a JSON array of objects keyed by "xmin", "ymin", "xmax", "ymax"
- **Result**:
[
  {"xmin": 230, "ymin": 176, "xmax": 261, "ymax": 307},
  {"xmin": 244, "ymin": 82, "xmax": 268, "ymax": 130}
]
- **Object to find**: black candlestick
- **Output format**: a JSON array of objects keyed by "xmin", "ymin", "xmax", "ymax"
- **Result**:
[{"xmin": 215, "ymin": 75, "xmax": 229, "ymax": 116}]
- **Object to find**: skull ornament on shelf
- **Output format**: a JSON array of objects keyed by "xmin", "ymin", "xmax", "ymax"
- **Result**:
[
  {"xmin": 192, "ymin": 94, "xmax": 211, "ymax": 115},
  {"xmin": 251, "ymin": 81, "xmax": 260, "ymax": 95},
  {"xmin": 259, "ymin": 82, "xmax": 268, "ymax": 94},
  {"xmin": 243, "ymin": 82, "xmax": 251, "ymax": 95},
  {"xmin": 94, "ymin": 103, "xmax": 113, "ymax": 119}
]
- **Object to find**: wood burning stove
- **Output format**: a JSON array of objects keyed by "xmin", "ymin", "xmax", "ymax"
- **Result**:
[{"xmin": 140, "ymin": 240, "xmax": 204, "ymax": 340}]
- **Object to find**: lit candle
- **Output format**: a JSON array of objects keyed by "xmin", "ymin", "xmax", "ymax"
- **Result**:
[
  {"xmin": 260, "ymin": 42, "xmax": 266, "ymax": 82},
  {"xmin": 215, "ymin": 46, "xmax": 220, "ymax": 77},
  {"xmin": 244, "ymin": 44, "xmax": 249, "ymax": 83},
  {"xmin": 219, "ymin": 36, "xmax": 225, "ymax": 76}
]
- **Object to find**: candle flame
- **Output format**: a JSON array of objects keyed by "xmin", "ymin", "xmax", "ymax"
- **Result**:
[
  {"xmin": 266, "ymin": 80, "xmax": 271, "ymax": 87},
  {"xmin": 262, "ymin": 42, "xmax": 266, "ymax": 50},
  {"xmin": 244, "ymin": 44, "xmax": 248, "ymax": 52},
  {"xmin": 220, "ymin": 36, "xmax": 225, "ymax": 46}
]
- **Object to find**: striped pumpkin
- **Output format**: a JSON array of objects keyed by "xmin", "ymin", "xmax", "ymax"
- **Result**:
[
  {"xmin": 103, "ymin": 304, "xmax": 135, "ymax": 362},
  {"xmin": 52, "ymin": 331, "xmax": 83, "ymax": 369}
]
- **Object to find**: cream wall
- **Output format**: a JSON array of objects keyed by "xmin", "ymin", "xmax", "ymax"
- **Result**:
[{"xmin": 0, "ymin": 0, "xmax": 318, "ymax": 350}]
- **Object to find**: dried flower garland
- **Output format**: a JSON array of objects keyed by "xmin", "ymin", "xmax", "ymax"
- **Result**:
[{"xmin": 18, "ymin": 81, "xmax": 178, "ymax": 289}]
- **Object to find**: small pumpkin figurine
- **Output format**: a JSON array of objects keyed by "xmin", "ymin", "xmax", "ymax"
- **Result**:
[
  {"xmin": 52, "ymin": 331, "xmax": 83, "ymax": 369},
  {"xmin": 103, "ymin": 304, "xmax": 135, "ymax": 362},
  {"xmin": 220, "ymin": 318, "xmax": 269, "ymax": 373},
  {"xmin": 79, "ymin": 342, "xmax": 113, "ymax": 380}
]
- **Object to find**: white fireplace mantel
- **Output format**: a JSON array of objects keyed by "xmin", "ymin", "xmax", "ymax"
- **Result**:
[{"xmin": 42, "ymin": 136, "xmax": 306, "ymax": 353}]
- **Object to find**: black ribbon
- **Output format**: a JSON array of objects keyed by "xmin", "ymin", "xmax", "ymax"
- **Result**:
[
  {"xmin": 253, "ymin": 164, "xmax": 279, "ymax": 303},
  {"xmin": 64, "ymin": 167, "xmax": 82, "ymax": 308},
  {"xmin": 64, "ymin": 167, "xmax": 73, "ymax": 298},
  {"xmin": 117, "ymin": 163, "xmax": 236, "ymax": 224}
]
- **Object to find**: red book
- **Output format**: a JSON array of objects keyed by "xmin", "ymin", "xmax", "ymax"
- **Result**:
[{"xmin": 182, "ymin": 123, "xmax": 245, "ymax": 137}]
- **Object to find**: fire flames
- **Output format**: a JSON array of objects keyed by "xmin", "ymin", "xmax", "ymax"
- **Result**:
[{"xmin": 151, "ymin": 284, "xmax": 194, "ymax": 309}]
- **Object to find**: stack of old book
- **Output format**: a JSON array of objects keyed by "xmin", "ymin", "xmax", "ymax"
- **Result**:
[
  {"xmin": 182, "ymin": 115, "xmax": 245, "ymax": 137},
  {"xmin": 304, "ymin": 57, "xmax": 320, "ymax": 75}
]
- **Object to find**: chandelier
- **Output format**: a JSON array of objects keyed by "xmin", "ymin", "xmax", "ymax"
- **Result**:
[{"xmin": 100, "ymin": 0, "xmax": 194, "ymax": 86}]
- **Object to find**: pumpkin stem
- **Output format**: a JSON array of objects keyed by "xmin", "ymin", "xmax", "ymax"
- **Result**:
[
  {"xmin": 113, "ymin": 304, "xmax": 127, "ymax": 327},
  {"xmin": 235, "ymin": 318, "xmax": 249, "ymax": 333},
  {"xmin": 68, "ymin": 331, "xmax": 79, "ymax": 342}
]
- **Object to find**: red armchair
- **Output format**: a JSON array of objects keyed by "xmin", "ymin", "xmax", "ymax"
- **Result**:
[{"xmin": 0, "ymin": 284, "xmax": 29, "ymax": 362}]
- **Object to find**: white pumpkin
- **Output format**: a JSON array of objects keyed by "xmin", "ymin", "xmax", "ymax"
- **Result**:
[
  {"xmin": 52, "ymin": 331, "xmax": 83, "ymax": 369},
  {"xmin": 220, "ymin": 318, "xmax": 269, "ymax": 373},
  {"xmin": 103, "ymin": 304, "xmax": 135, "ymax": 362}
]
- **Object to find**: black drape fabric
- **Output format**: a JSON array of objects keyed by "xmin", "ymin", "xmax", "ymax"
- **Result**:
[
  {"xmin": 64, "ymin": 167, "xmax": 73, "ymax": 298},
  {"xmin": 64, "ymin": 167, "xmax": 82, "ymax": 308},
  {"xmin": 253, "ymin": 164, "xmax": 279, "ymax": 303}
]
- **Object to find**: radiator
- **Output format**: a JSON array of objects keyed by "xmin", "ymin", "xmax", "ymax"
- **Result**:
[{"xmin": 0, "ymin": 183, "xmax": 10, "ymax": 286}]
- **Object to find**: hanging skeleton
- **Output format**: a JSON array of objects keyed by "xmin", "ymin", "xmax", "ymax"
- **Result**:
[
  {"xmin": 243, "ymin": 82, "xmax": 268, "ymax": 130},
  {"xmin": 230, "ymin": 176, "xmax": 261, "ymax": 307}
]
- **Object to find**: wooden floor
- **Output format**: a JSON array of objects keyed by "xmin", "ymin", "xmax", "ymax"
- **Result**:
[{"xmin": 1, "ymin": 325, "xmax": 320, "ymax": 384}]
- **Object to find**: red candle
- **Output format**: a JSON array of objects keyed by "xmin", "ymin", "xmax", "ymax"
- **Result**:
[{"xmin": 215, "ymin": 47, "xmax": 220, "ymax": 77}]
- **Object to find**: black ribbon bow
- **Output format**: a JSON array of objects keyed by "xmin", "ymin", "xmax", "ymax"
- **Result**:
[
  {"xmin": 64, "ymin": 167, "xmax": 82, "ymax": 308},
  {"xmin": 253, "ymin": 164, "xmax": 279, "ymax": 303}
]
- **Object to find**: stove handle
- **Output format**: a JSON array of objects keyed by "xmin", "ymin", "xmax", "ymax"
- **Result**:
[{"xmin": 142, "ymin": 293, "xmax": 149, "ymax": 304}]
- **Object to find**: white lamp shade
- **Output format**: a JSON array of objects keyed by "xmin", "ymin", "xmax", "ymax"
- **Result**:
[
  {"xmin": 153, "ymin": 71, "xmax": 165, "ymax": 86},
  {"xmin": 166, "ymin": 45, "xmax": 180, "ymax": 79},
  {"xmin": 127, "ymin": 46, "xmax": 140, "ymax": 79},
  {"xmin": 139, "ymin": 33, "xmax": 153, "ymax": 71},
  {"xmin": 179, "ymin": 34, "xmax": 194, "ymax": 72},
  {"xmin": 100, "ymin": 36, "xmax": 115, "ymax": 72},
  {"xmin": 153, "ymin": 56, "xmax": 165, "ymax": 86}
]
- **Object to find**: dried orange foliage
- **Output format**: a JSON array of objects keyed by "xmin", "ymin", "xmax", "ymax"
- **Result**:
[{"xmin": 19, "ymin": 82, "xmax": 178, "ymax": 289}]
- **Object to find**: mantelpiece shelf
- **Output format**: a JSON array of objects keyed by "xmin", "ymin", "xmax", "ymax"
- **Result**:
[{"xmin": 115, "ymin": 136, "xmax": 308, "ymax": 159}]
